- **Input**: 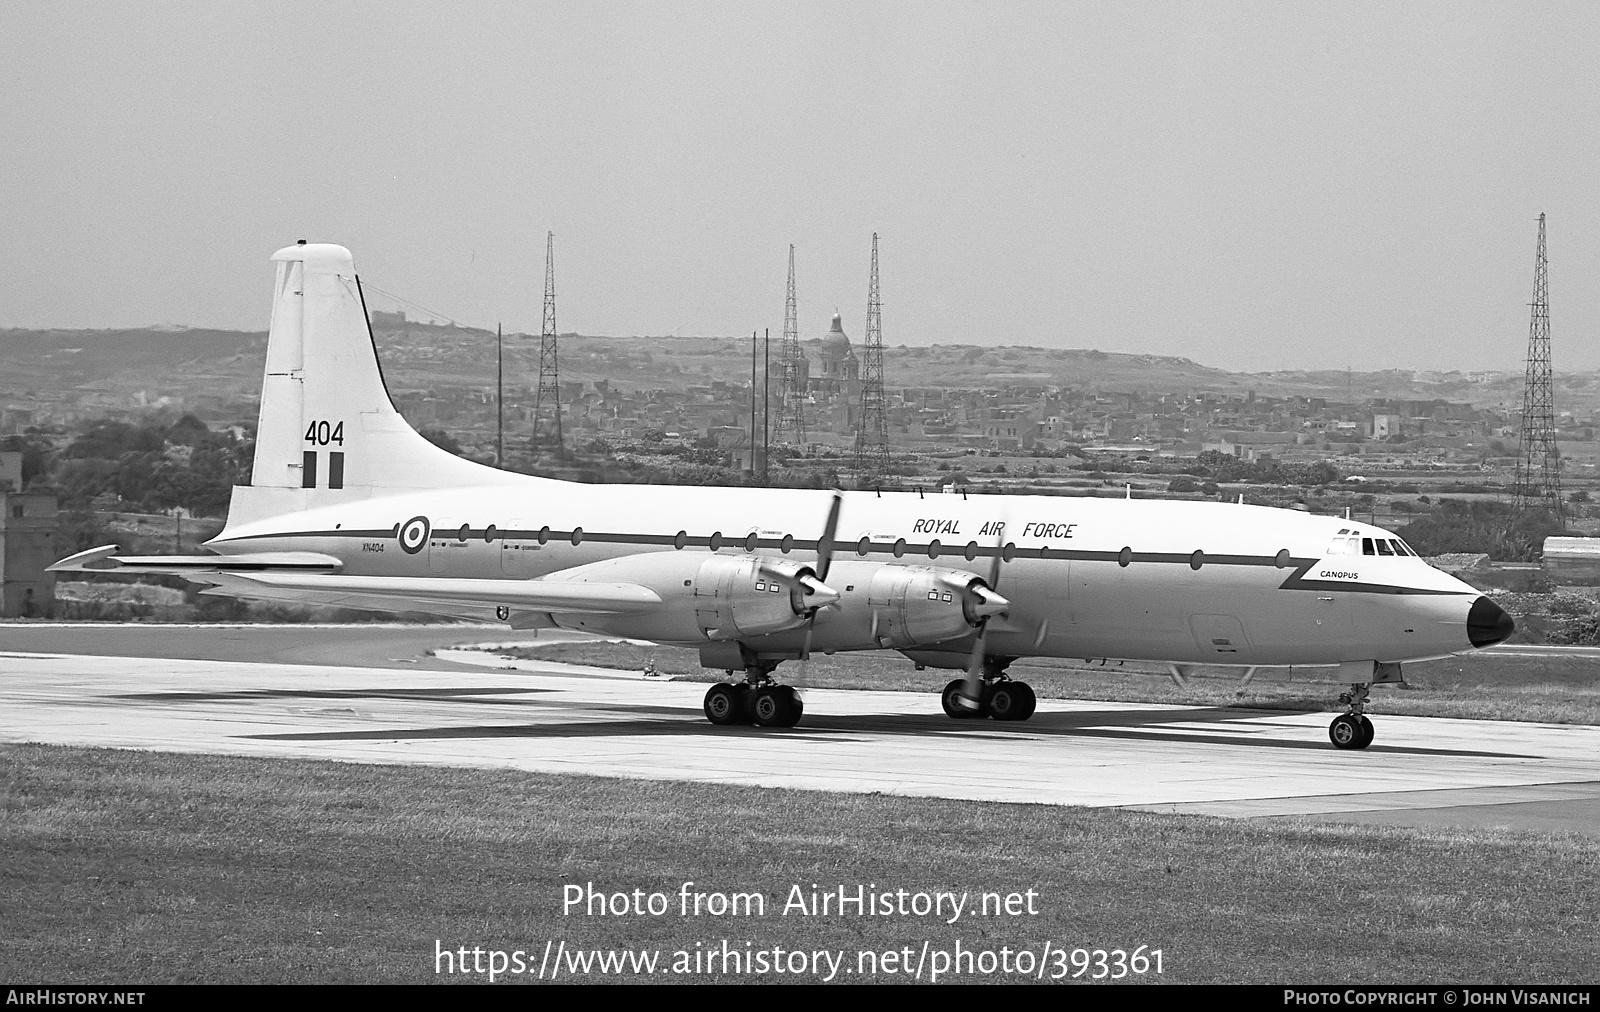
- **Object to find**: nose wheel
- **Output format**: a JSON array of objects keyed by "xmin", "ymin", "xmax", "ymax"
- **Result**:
[
  {"xmin": 1329, "ymin": 683, "xmax": 1376, "ymax": 750},
  {"xmin": 1329, "ymin": 712, "xmax": 1374, "ymax": 749}
]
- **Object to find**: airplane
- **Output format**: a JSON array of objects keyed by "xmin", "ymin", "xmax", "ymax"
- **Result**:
[{"xmin": 49, "ymin": 240, "xmax": 1516, "ymax": 750}]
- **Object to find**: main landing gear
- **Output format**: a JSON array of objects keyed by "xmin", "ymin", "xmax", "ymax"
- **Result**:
[
  {"xmin": 940, "ymin": 669, "xmax": 1038, "ymax": 722},
  {"xmin": 1329, "ymin": 683, "xmax": 1375, "ymax": 750},
  {"xmin": 703, "ymin": 663, "xmax": 803, "ymax": 728}
]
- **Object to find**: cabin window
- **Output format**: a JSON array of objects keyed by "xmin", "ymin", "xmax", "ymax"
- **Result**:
[
  {"xmin": 744, "ymin": 533, "xmax": 758, "ymax": 552},
  {"xmin": 1190, "ymin": 550, "xmax": 1204, "ymax": 570},
  {"xmin": 458, "ymin": 524, "xmax": 469, "ymax": 542},
  {"xmin": 674, "ymin": 531, "xmax": 687, "ymax": 550},
  {"xmin": 780, "ymin": 534, "xmax": 793, "ymax": 554},
  {"xmin": 928, "ymin": 539, "xmax": 942, "ymax": 558},
  {"xmin": 1275, "ymin": 549, "xmax": 1291, "ymax": 568},
  {"xmin": 1002, "ymin": 543, "xmax": 1016, "ymax": 562},
  {"xmin": 484, "ymin": 525, "xmax": 497, "ymax": 543},
  {"xmin": 857, "ymin": 537, "xmax": 871, "ymax": 556},
  {"xmin": 538, "ymin": 526, "xmax": 550, "ymax": 545},
  {"xmin": 570, "ymin": 528, "xmax": 583, "ymax": 546},
  {"xmin": 1118, "ymin": 546, "xmax": 1132, "ymax": 568},
  {"xmin": 964, "ymin": 541, "xmax": 978, "ymax": 561},
  {"xmin": 893, "ymin": 538, "xmax": 906, "ymax": 558},
  {"xmin": 709, "ymin": 532, "xmax": 723, "ymax": 550}
]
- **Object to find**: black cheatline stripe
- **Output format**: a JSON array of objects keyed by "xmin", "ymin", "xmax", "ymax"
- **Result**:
[
  {"xmin": 214, "ymin": 526, "xmax": 1329, "ymax": 570},
  {"xmin": 1274, "ymin": 557, "xmax": 1467, "ymax": 596}
]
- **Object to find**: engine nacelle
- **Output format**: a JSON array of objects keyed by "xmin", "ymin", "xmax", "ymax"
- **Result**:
[
  {"xmin": 541, "ymin": 551, "xmax": 831, "ymax": 643},
  {"xmin": 801, "ymin": 561, "xmax": 1009, "ymax": 652}
]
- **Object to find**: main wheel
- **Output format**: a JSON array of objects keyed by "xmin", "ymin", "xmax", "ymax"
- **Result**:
[
  {"xmin": 1355, "ymin": 714, "xmax": 1374, "ymax": 749},
  {"xmin": 1329, "ymin": 713, "xmax": 1366, "ymax": 750},
  {"xmin": 1009, "ymin": 681, "xmax": 1037, "ymax": 721},
  {"xmin": 777, "ymin": 686, "xmax": 803, "ymax": 727},
  {"xmin": 751, "ymin": 685, "xmax": 797, "ymax": 727},
  {"xmin": 704, "ymin": 683, "xmax": 744, "ymax": 725},
  {"xmin": 989, "ymin": 682, "xmax": 1025, "ymax": 721},
  {"xmin": 942, "ymin": 679, "xmax": 986, "ymax": 719}
]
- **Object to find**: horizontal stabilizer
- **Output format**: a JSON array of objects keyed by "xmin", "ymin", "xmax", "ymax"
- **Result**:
[{"xmin": 47, "ymin": 546, "xmax": 342, "ymax": 574}]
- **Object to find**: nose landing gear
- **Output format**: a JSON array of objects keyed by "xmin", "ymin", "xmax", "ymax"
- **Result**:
[{"xmin": 1329, "ymin": 683, "xmax": 1375, "ymax": 750}]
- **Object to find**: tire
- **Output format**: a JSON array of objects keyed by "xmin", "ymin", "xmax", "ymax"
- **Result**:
[
  {"xmin": 942, "ymin": 679, "xmax": 984, "ymax": 719},
  {"xmin": 989, "ymin": 683, "xmax": 1020, "ymax": 721},
  {"xmin": 704, "ymin": 683, "xmax": 743, "ymax": 725},
  {"xmin": 1329, "ymin": 713, "xmax": 1364, "ymax": 750},
  {"xmin": 1010, "ymin": 681, "xmax": 1037, "ymax": 721},
  {"xmin": 778, "ymin": 686, "xmax": 803, "ymax": 727},
  {"xmin": 751, "ymin": 686, "xmax": 795, "ymax": 728},
  {"xmin": 1355, "ymin": 715, "xmax": 1374, "ymax": 749}
]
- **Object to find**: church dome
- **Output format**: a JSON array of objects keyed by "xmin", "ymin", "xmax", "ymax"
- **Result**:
[{"xmin": 820, "ymin": 312, "xmax": 854, "ymax": 358}]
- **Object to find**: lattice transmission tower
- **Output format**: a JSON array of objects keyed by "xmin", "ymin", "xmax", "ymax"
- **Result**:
[
  {"xmin": 531, "ymin": 231, "xmax": 564, "ymax": 456},
  {"xmin": 853, "ymin": 233, "xmax": 890, "ymax": 483},
  {"xmin": 778, "ymin": 245, "xmax": 807, "ymax": 445},
  {"xmin": 1513, "ymin": 213, "xmax": 1562, "ymax": 525}
]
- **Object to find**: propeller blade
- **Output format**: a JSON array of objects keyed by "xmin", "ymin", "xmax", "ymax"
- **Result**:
[
  {"xmin": 815, "ymin": 490, "xmax": 843, "ymax": 583},
  {"xmin": 801, "ymin": 489, "xmax": 845, "ymax": 656},
  {"xmin": 957, "ymin": 519, "xmax": 1010, "ymax": 713},
  {"xmin": 957, "ymin": 618, "xmax": 988, "ymax": 711}
]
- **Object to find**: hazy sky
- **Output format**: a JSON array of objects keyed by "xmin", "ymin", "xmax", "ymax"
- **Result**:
[{"xmin": 4, "ymin": 3, "xmax": 1599, "ymax": 372}]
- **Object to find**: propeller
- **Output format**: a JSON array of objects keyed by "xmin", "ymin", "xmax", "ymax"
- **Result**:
[
  {"xmin": 956, "ymin": 521, "xmax": 1011, "ymax": 712},
  {"xmin": 799, "ymin": 490, "xmax": 845, "ymax": 668}
]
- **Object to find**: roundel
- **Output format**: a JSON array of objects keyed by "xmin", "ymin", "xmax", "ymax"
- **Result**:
[
  {"xmin": 398, "ymin": 515, "xmax": 431, "ymax": 554},
  {"xmin": 495, "ymin": 605, "xmax": 511, "ymax": 622}
]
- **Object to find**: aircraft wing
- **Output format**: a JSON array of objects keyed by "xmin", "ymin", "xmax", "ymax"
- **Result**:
[{"xmin": 48, "ymin": 545, "xmax": 662, "ymax": 616}]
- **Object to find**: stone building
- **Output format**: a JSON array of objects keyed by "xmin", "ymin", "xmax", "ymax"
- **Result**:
[{"xmin": 0, "ymin": 452, "xmax": 57, "ymax": 617}]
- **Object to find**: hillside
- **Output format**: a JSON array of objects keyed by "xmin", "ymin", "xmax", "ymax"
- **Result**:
[{"xmin": 0, "ymin": 323, "xmax": 1576, "ymax": 411}]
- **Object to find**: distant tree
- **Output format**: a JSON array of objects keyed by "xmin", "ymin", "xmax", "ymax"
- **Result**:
[
  {"xmin": 420, "ymin": 429, "xmax": 463, "ymax": 455},
  {"xmin": 1398, "ymin": 500, "xmax": 1563, "ymax": 562}
]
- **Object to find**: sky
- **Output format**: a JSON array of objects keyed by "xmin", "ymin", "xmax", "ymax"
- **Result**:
[{"xmin": 3, "ymin": 2, "xmax": 1599, "ymax": 373}]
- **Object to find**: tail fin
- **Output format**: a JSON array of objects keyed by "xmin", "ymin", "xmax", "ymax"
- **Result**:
[{"xmin": 232, "ymin": 242, "xmax": 518, "ymax": 525}]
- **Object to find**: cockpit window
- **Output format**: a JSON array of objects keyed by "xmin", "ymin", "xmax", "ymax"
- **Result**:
[
  {"xmin": 1374, "ymin": 539, "xmax": 1394, "ymax": 556},
  {"xmin": 1362, "ymin": 537, "xmax": 1375, "ymax": 556}
]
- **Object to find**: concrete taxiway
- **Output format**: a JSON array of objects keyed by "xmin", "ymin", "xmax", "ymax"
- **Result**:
[{"xmin": 2, "ymin": 624, "xmax": 1597, "ymax": 836}]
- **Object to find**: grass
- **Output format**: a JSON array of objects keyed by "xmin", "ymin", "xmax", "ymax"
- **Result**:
[
  {"xmin": 478, "ymin": 640, "xmax": 1600, "ymax": 726},
  {"xmin": 1, "ymin": 744, "xmax": 1595, "ymax": 984}
]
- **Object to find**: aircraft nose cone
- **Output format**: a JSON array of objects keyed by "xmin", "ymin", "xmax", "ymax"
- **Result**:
[{"xmin": 1467, "ymin": 596, "xmax": 1515, "ymax": 648}]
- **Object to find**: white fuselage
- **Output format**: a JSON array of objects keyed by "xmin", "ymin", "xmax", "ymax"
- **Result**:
[{"xmin": 210, "ymin": 477, "xmax": 1485, "ymax": 668}]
